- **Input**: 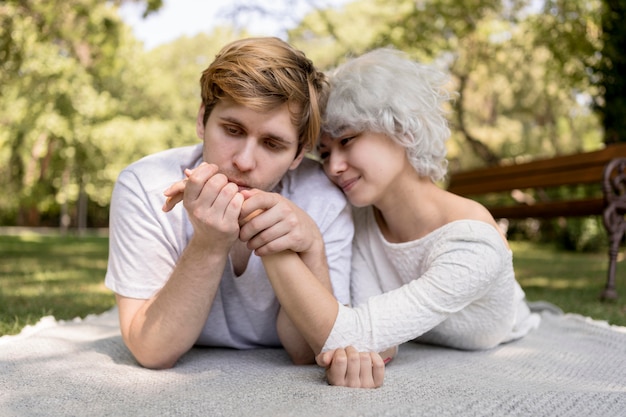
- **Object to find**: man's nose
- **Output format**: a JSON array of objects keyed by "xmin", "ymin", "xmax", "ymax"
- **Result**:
[{"xmin": 232, "ymin": 140, "xmax": 257, "ymax": 171}]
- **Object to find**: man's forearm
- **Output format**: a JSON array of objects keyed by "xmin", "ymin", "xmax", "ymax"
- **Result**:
[{"xmin": 120, "ymin": 241, "xmax": 227, "ymax": 369}]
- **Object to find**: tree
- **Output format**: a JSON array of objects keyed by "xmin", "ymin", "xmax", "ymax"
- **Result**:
[
  {"xmin": 594, "ymin": 0, "xmax": 626, "ymax": 143},
  {"xmin": 287, "ymin": 0, "xmax": 605, "ymax": 169},
  {"xmin": 1, "ymin": 0, "xmax": 126, "ymax": 227}
]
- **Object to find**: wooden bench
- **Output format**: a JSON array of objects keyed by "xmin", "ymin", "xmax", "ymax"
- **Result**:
[{"xmin": 447, "ymin": 143, "xmax": 626, "ymax": 300}]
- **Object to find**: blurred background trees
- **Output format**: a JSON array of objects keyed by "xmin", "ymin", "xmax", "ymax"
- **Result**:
[{"xmin": 1, "ymin": 0, "xmax": 624, "ymax": 249}]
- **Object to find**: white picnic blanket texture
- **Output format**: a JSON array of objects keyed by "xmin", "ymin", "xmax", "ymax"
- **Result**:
[{"xmin": 1, "ymin": 307, "xmax": 625, "ymax": 417}]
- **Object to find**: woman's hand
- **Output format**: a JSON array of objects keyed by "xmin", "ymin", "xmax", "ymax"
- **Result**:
[{"xmin": 316, "ymin": 346, "xmax": 385, "ymax": 388}]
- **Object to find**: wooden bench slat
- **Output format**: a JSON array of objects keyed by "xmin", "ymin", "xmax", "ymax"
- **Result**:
[
  {"xmin": 449, "ymin": 143, "xmax": 626, "ymax": 184},
  {"xmin": 446, "ymin": 145, "xmax": 626, "ymax": 300},
  {"xmin": 449, "ymin": 166, "xmax": 605, "ymax": 195},
  {"xmin": 488, "ymin": 198, "xmax": 605, "ymax": 219}
]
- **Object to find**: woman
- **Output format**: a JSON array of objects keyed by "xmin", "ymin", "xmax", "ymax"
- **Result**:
[{"xmin": 261, "ymin": 48, "xmax": 540, "ymax": 388}]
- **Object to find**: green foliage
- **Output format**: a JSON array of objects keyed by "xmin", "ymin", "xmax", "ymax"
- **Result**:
[
  {"xmin": 0, "ymin": 0, "xmax": 238, "ymax": 228},
  {"xmin": 0, "ymin": 0, "xmax": 622, "ymax": 254},
  {"xmin": 1, "ymin": 0, "xmax": 129, "ymax": 226},
  {"xmin": 291, "ymin": 0, "xmax": 605, "ymax": 168},
  {"xmin": 559, "ymin": 217, "xmax": 607, "ymax": 252}
]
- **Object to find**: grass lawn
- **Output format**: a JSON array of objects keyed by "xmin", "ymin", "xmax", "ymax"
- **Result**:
[
  {"xmin": 1, "ymin": 233, "xmax": 625, "ymax": 336},
  {"xmin": 0, "ymin": 233, "xmax": 115, "ymax": 336}
]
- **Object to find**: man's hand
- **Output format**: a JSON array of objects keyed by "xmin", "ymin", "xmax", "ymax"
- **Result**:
[
  {"xmin": 238, "ymin": 189, "xmax": 323, "ymax": 257},
  {"xmin": 316, "ymin": 347, "xmax": 385, "ymax": 388},
  {"xmin": 163, "ymin": 163, "xmax": 243, "ymax": 250}
]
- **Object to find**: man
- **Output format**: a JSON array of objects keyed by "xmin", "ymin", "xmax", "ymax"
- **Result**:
[{"xmin": 104, "ymin": 37, "xmax": 352, "ymax": 369}]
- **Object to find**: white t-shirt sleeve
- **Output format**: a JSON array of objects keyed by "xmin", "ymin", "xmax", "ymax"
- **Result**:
[
  {"xmin": 320, "ymin": 202, "xmax": 353, "ymax": 305},
  {"xmin": 105, "ymin": 168, "xmax": 185, "ymax": 299}
]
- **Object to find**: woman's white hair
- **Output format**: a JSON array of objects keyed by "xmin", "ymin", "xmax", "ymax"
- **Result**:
[{"xmin": 322, "ymin": 48, "xmax": 453, "ymax": 182}]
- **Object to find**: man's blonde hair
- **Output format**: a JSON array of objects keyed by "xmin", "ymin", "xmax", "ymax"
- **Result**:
[{"xmin": 200, "ymin": 37, "xmax": 328, "ymax": 155}]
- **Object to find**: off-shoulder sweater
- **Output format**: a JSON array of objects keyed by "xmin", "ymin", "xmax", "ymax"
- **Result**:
[{"xmin": 323, "ymin": 207, "xmax": 540, "ymax": 352}]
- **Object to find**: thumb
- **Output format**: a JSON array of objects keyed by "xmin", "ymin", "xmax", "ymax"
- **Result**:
[
  {"xmin": 315, "ymin": 350, "xmax": 333, "ymax": 367},
  {"xmin": 239, "ymin": 188, "xmax": 261, "ymax": 200}
]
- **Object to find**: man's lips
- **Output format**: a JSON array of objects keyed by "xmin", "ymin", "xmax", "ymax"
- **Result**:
[{"xmin": 229, "ymin": 179, "xmax": 251, "ymax": 191}]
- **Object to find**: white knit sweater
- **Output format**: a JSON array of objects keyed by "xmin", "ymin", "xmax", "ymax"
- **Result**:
[{"xmin": 323, "ymin": 207, "xmax": 540, "ymax": 352}]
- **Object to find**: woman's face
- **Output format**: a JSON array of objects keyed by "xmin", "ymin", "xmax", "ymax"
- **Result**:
[{"xmin": 317, "ymin": 129, "xmax": 408, "ymax": 207}]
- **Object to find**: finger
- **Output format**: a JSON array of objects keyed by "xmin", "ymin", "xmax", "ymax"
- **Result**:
[
  {"xmin": 163, "ymin": 178, "xmax": 188, "ymax": 197},
  {"xmin": 238, "ymin": 190, "xmax": 272, "ymax": 225},
  {"xmin": 344, "ymin": 346, "xmax": 362, "ymax": 388},
  {"xmin": 239, "ymin": 193, "xmax": 283, "ymax": 243},
  {"xmin": 162, "ymin": 164, "xmax": 206, "ymax": 197},
  {"xmin": 162, "ymin": 192, "xmax": 185, "ymax": 212},
  {"xmin": 240, "ymin": 208, "xmax": 264, "ymax": 225},
  {"xmin": 162, "ymin": 171, "xmax": 192, "ymax": 212},
  {"xmin": 357, "ymin": 352, "xmax": 376, "ymax": 388},
  {"xmin": 316, "ymin": 350, "xmax": 333, "ymax": 368},
  {"xmin": 371, "ymin": 353, "xmax": 385, "ymax": 388},
  {"xmin": 325, "ymin": 349, "xmax": 348, "ymax": 386},
  {"xmin": 224, "ymin": 191, "xmax": 245, "ymax": 224},
  {"xmin": 244, "ymin": 216, "xmax": 290, "ymax": 253},
  {"xmin": 210, "ymin": 181, "xmax": 240, "ymax": 220},
  {"xmin": 184, "ymin": 163, "xmax": 221, "ymax": 202}
]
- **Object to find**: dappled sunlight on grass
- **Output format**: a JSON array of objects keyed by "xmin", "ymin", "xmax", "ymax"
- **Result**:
[
  {"xmin": 2, "ymin": 234, "xmax": 625, "ymax": 335},
  {"xmin": 519, "ymin": 276, "xmax": 595, "ymax": 289},
  {"xmin": 0, "ymin": 234, "xmax": 115, "ymax": 336},
  {"xmin": 509, "ymin": 240, "xmax": 626, "ymax": 326}
]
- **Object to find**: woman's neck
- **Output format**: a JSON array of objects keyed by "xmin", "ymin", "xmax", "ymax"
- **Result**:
[{"xmin": 373, "ymin": 175, "xmax": 445, "ymax": 243}]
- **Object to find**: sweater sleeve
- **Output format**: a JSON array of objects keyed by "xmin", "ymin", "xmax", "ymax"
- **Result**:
[{"xmin": 322, "ymin": 231, "xmax": 507, "ymax": 352}]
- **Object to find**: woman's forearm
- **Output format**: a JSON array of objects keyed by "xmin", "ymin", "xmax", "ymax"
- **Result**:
[{"xmin": 262, "ymin": 251, "xmax": 339, "ymax": 353}]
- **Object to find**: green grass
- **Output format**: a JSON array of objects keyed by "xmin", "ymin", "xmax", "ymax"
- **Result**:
[
  {"xmin": 512, "ymin": 240, "xmax": 626, "ymax": 327},
  {"xmin": 0, "ymin": 233, "xmax": 625, "ymax": 337},
  {"xmin": 0, "ymin": 233, "xmax": 115, "ymax": 336}
]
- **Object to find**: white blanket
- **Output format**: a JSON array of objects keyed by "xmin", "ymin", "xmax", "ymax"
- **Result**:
[{"xmin": 1, "ymin": 307, "xmax": 625, "ymax": 417}]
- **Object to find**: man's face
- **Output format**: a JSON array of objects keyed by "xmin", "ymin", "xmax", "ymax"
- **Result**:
[{"xmin": 197, "ymin": 99, "xmax": 304, "ymax": 192}]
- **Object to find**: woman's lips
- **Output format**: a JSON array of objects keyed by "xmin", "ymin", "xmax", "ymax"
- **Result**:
[{"xmin": 339, "ymin": 177, "xmax": 358, "ymax": 193}]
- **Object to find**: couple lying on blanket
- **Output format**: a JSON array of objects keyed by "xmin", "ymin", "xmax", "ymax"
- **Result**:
[{"xmin": 104, "ymin": 37, "xmax": 540, "ymax": 389}]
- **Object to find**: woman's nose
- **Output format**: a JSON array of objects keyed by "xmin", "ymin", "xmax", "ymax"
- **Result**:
[{"xmin": 325, "ymin": 151, "xmax": 347, "ymax": 177}]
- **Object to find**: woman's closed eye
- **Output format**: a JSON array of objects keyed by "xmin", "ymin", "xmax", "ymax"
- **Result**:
[{"xmin": 340, "ymin": 135, "xmax": 356, "ymax": 146}]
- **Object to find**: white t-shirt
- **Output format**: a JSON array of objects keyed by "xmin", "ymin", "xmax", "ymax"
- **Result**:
[
  {"xmin": 105, "ymin": 144, "xmax": 353, "ymax": 349},
  {"xmin": 323, "ymin": 206, "xmax": 540, "ymax": 353}
]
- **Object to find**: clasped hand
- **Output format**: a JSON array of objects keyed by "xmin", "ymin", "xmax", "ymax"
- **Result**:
[
  {"xmin": 316, "ymin": 347, "xmax": 386, "ymax": 388},
  {"xmin": 162, "ymin": 162, "xmax": 320, "ymax": 256}
]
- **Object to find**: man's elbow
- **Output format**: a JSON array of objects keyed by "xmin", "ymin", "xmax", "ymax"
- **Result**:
[
  {"xmin": 137, "ymin": 356, "xmax": 178, "ymax": 370},
  {"xmin": 128, "ymin": 344, "xmax": 181, "ymax": 370}
]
